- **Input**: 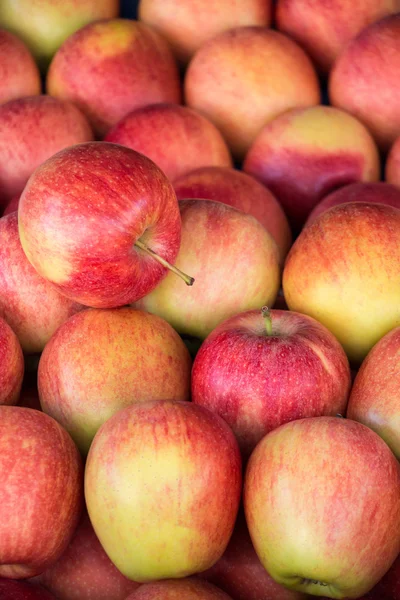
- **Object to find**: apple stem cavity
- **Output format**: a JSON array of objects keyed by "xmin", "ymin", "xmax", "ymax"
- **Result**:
[
  {"xmin": 135, "ymin": 239, "xmax": 195, "ymax": 286},
  {"xmin": 262, "ymin": 306, "xmax": 273, "ymax": 336}
]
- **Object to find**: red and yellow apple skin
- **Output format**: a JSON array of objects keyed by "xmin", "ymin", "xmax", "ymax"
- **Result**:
[
  {"xmin": 105, "ymin": 103, "xmax": 233, "ymax": 183},
  {"xmin": 244, "ymin": 416, "xmax": 400, "ymax": 599},
  {"xmin": 329, "ymin": 14, "xmax": 400, "ymax": 152},
  {"xmin": 135, "ymin": 199, "xmax": 281, "ymax": 340},
  {"xmin": 184, "ymin": 26, "xmax": 320, "ymax": 160},
  {"xmin": 138, "ymin": 0, "xmax": 272, "ymax": 65},
  {"xmin": 386, "ymin": 136, "xmax": 400, "ymax": 188},
  {"xmin": 276, "ymin": 0, "xmax": 400, "ymax": 74},
  {"xmin": 0, "ymin": 95, "xmax": 93, "ymax": 208},
  {"xmin": 0, "ymin": 407, "xmax": 83, "ymax": 579},
  {"xmin": 85, "ymin": 400, "xmax": 242, "ymax": 583},
  {"xmin": 243, "ymin": 105, "xmax": 380, "ymax": 232},
  {"xmin": 0, "ymin": 29, "xmax": 41, "ymax": 105},
  {"xmin": 283, "ymin": 202, "xmax": 400, "ymax": 365},
  {"xmin": 0, "ymin": 316, "xmax": 24, "ymax": 406},
  {"xmin": 192, "ymin": 309, "xmax": 351, "ymax": 458},
  {"xmin": 173, "ymin": 166, "xmax": 292, "ymax": 264},
  {"xmin": 125, "ymin": 578, "xmax": 232, "ymax": 600},
  {"xmin": 38, "ymin": 307, "xmax": 192, "ymax": 455},
  {"xmin": 0, "ymin": 578, "xmax": 57, "ymax": 599},
  {"xmin": 18, "ymin": 142, "xmax": 183, "ymax": 309},
  {"xmin": 347, "ymin": 326, "xmax": 400, "ymax": 459},
  {"xmin": 47, "ymin": 19, "xmax": 181, "ymax": 137}
]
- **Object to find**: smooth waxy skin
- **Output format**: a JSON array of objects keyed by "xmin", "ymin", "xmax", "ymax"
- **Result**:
[
  {"xmin": 0, "ymin": 29, "xmax": 41, "ymax": 105},
  {"xmin": 135, "ymin": 199, "xmax": 281, "ymax": 339},
  {"xmin": 0, "ymin": 578, "xmax": 57, "ymax": 599},
  {"xmin": 0, "ymin": 316, "xmax": 24, "ymax": 406},
  {"xmin": 105, "ymin": 103, "xmax": 233, "ymax": 183},
  {"xmin": 244, "ymin": 417, "xmax": 400, "ymax": 598},
  {"xmin": 243, "ymin": 105, "xmax": 380, "ymax": 232},
  {"xmin": 38, "ymin": 307, "xmax": 192, "ymax": 455},
  {"xmin": 18, "ymin": 142, "xmax": 182, "ymax": 308},
  {"xmin": 85, "ymin": 400, "xmax": 242, "ymax": 583},
  {"xmin": 126, "ymin": 577, "xmax": 233, "ymax": 599},
  {"xmin": 329, "ymin": 14, "xmax": 400, "ymax": 151},
  {"xmin": 184, "ymin": 26, "xmax": 320, "ymax": 160},
  {"xmin": 283, "ymin": 202, "xmax": 400, "ymax": 365},
  {"xmin": 386, "ymin": 136, "xmax": 400, "ymax": 188},
  {"xmin": 173, "ymin": 166, "xmax": 292, "ymax": 263},
  {"xmin": 47, "ymin": 19, "xmax": 181, "ymax": 136},
  {"xmin": 0, "ymin": 407, "xmax": 83, "ymax": 579},
  {"xmin": 347, "ymin": 326, "xmax": 400, "ymax": 459}
]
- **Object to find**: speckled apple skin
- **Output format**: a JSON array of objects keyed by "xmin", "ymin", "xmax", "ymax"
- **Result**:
[
  {"xmin": 0, "ymin": 29, "xmax": 41, "ymax": 105},
  {"xmin": 0, "ymin": 316, "xmax": 24, "ymax": 406},
  {"xmin": 125, "ymin": 577, "xmax": 232, "ymax": 600}
]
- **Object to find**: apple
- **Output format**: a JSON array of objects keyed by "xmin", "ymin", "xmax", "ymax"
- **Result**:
[
  {"xmin": 47, "ymin": 19, "xmax": 181, "ymax": 137},
  {"xmin": 0, "ymin": 212, "xmax": 83, "ymax": 354},
  {"xmin": 243, "ymin": 105, "xmax": 381, "ymax": 233},
  {"xmin": 244, "ymin": 416, "xmax": 400, "ymax": 598},
  {"xmin": 192, "ymin": 308, "xmax": 351, "ymax": 458},
  {"xmin": 184, "ymin": 26, "xmax": 320, "ymax": 160},
  {"xmin": 0, "ymin": 315, "xmax": 24, "ymax": 406},
  {"xmin": 360, "ymin": 553, "xmax": 400, "ymax": 600},
  {"xmin": 0, "ymin": 406, "xmax": 83, "ymax": 578},
  {"xmin": 0, "ymin": 29, "xmax": 41, "ymax": 105},
  {"xmin": 173, "ymin": 166, "xmax": 292, "ymax": 264},
  {"xmin": 0, "ymin": 578, "xmax": 57, "ymax": 599},
  {"xmin": 38, "ymin": 307, "xmax": 192, "ymax": 455},
  {"xmin": 386, "ymin": 135, "xmax": 400, "ymax": 188},
  {"xmin": 32, "ymin": 511, "xmax": 140, "ymax": 600},
  {"xmin": 138, "ymin": 0, "xmax": 272, "ymax": 65},
  {"xmin": 0, "ymin": 0, "xmax": 119, "ymax": 70},
  {"xmin": 125, "ymin": 577, "xmax": 232, "ymax": 599},
  {"xmin": 329, "ymin": 14, "xmax": 400, "ymax": 152},
  {"xmin": 134, "ymin": 199, "xmax": 281, "ymax": 340},
  {"xmin": 18, "ymin": 141, "xmax": 193, "ymax": 309},
  {"xmin": 275, "ymin": 0, "xmax": 400, "ymax": 74},
  {"xmin": 85, "ymin": 400, "xmax": 242, "ymax": 582},
  {"xmin": 2, "ymin": 196, "xmax": 19, "ymax": 216},
  {"xmin": 282, "ymin": 202, "xmax": 400, "ymax": 365},
  {"xmin": 0, "ymin": 95, "xmax": 93, "ymax": 209}
]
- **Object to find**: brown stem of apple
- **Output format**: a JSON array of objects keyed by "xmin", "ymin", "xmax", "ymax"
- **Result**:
[
  {"xmin": 262, "ymin": 306, "xmax": 272, "ymax": 336},
  {"xmin": 135, "ymin": 239, "xmax": 195, "ymax": 286}
]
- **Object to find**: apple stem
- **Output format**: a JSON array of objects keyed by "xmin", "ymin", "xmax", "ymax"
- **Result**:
[
  {"xmin": 135, "ymin": 239, "xmax": 195, "ymax": 286},
  {"xmin": 262, "ymin": 306, "xmax": 272, "ymax": 336}
]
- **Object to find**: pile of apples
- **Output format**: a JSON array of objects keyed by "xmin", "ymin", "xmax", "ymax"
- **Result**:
[{"xmin": 1, "ymin": 1, "xmax": 400, "ymax": 599}]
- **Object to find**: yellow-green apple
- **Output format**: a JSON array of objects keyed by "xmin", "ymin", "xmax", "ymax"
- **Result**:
[
  {"xmin": 126, "ymin": 578, "xmax": 232, "ymax": 599},
  {"xmin": 192, "ymin": 308, "xmax": 351, "ymax": 458},
  {"xmin": 47, "ymin": 19, "xmax": 181, "ymax": 137},
  {"xmin": 38, "ymin": 307, "xmax": 192, "ymax": 455},
  {"xmin": 105, "ymin": 103, "xmax": 233, "ymax": 182},
  {"xmin": 138, "ymin": 0, "xmax": 272, "ymax": 65},
  {"xmin": 134, "ymin": 199, "xmax": 281, "ymax": 339},
  {"xmin": 0, "ymin": 406, "xmax": 83, "ymax": 578},
  {"xmin": 32, "ymin": 511, "xmax": 140, "ymax": 600},
  {"xmin": 243, "ymin": 105, "xmax": 381, "ymax": 233},
  {"xmin": 0, "ymin": 316, "xmax": 24, "ymax": 406},
  {"xmin": 386, "ymin": 135, "xmax": 400, "ymax": 188},
  {"xmin": 184, "ymin": 26, "xmax": 320, "ymax": 160},
  {"xmin": 0, "ymin": 0, "xmax": 119, "ymax": 70},
  {"xmin": 85, "ymin": 399, "xmax": 242, "ymax": 582},
  {"xmin": 347, "ymin": 326, "xmax": 400, "ymax": 459},
  {"xmin": 0, "ymin": 579, "xmax": 57, "ymax": 599},
  {"xmin": 0, "ymin": 29, "xmax": 41, "ymax": 105},
  {"xmin": 306, "ymin": 182, "xmax": 400, "ymax": 226},
  {"xmin": 282, "ymin": 202, "xmax": 400, "ymax": 365},
  {"xmin": 173, "ymin": 166, "xmax": 292, "ymax": 264},
  {"xmin": 329, "ymin": 14, "xmax": 400, "ymax": 152},
  {"xmin": 244, "ymin": 416, "xmax": 400, "ymax": 598},
  {"xmin": 276, "ymin": 0, "xmax": 400, "ymax": 74},
  {"xmin": 0, "ymin": 212, "xmax": 83, "ymax": 354},
  {"xmin": 0, "ymin": 95, "xmax": 93, "ymax": 209},
  {"xmin": 18, "ymin": 142, "xmax": 192, "ymax": 309}
]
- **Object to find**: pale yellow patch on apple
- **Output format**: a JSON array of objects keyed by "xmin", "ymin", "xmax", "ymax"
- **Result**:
[{"xmin": 80, "ymin": 20, "xmax": 138, "ymax": 59}]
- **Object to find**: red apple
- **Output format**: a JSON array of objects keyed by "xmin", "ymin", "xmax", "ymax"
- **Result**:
[
  {"xmin": 0, "ymin": 578, "xmax": 57, "ymax": 599},
  {"xmin": 0, "ymin": 29, "xmax": 41, "ymax": 105},
  {"xmin": 0, "ymin": 315, "xmax": 24, "ymax": 406},
  {"xmin": 47, "ymin": 19, "xmax": 181, "ymax": 137},
  {"xmin": 173, "ymin": 166, "xmax": 292, "ymax": 263},
  {"xmin": 134, "ymin": 199, "xmax": 281, "ymax": 340},
  {"xmin": 0, "ymin": 95, "xmax": 93, "ymax": 208},
  {"xmin": 38, "ymin": 307, "xmax": 192, "ymax": 454},
  {"xmin": 125, "ymin": 578, "xmax": 232, "ymax": 599},
  {"xmin": 0, "ymin": 406, "xmax": 83, "ymax": 578},
  {"xmin": 244, "ymin": 416, "xmax": 400, "ymax": 598},
  {"xmin": 105, "ymin": 103, "xmax": 233, "ymax": 182},
  {"xmin": 32, "ymin": 511, "xmax": 140, "ymax": 600},
  {"xmin": 361, "ymin": 553, "xmax": 400, "ymax": 599},
  {"xmin": 18, "ymin": 141, "xmax": 191, "ymax": 309},
  {"xmin": 283, "ymin": 202, "xmax": 400, "ymax": 365},
  {"xmin": 243, "ymin": 105, "xmax": 380, "ymax": 233},
  {"xmin": 386, "ymin": 135, "xmax": 400, "ymax": 188},
  {"xmin": 184, "ymin": 26, "xmax": 320, "ymax": 160},
  {"xmin": 85, "ymin": 400, "xmax": 242, "ymax": 582},
  {"xmin": 0, "ymin": 212, "xmax": 83, "ymax": 354}
]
